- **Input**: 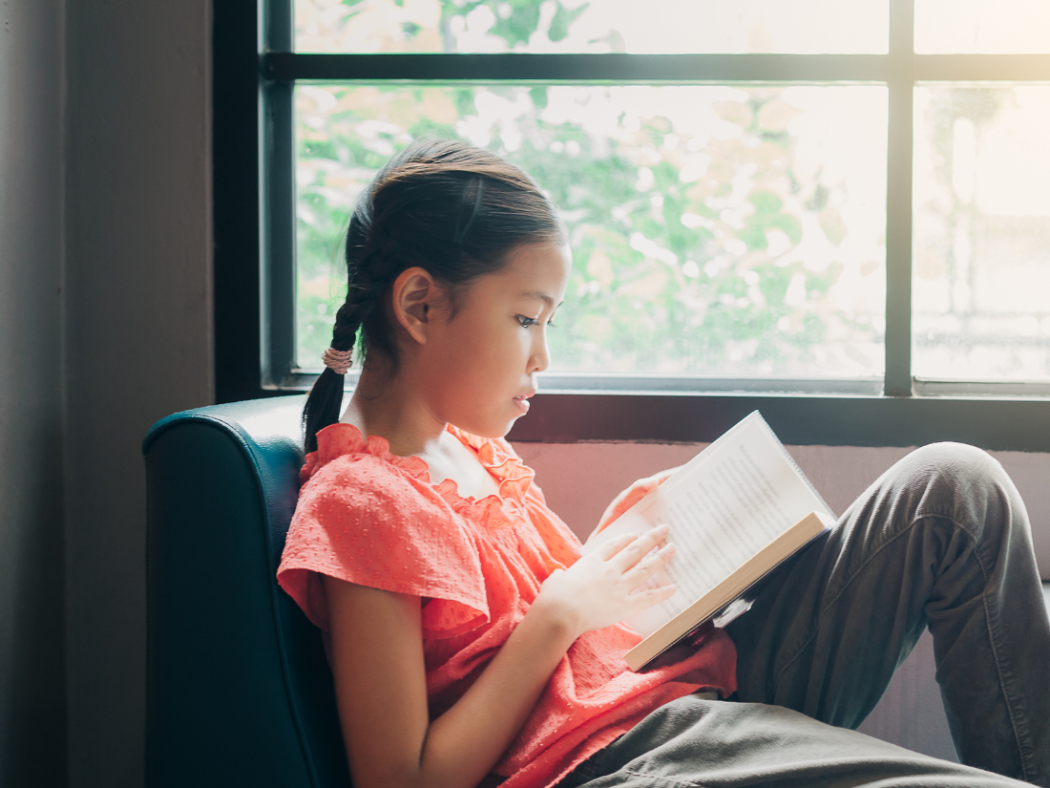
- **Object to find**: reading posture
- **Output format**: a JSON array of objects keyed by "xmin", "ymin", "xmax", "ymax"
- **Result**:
[{"xmin": 277, "ymin": 140, "xmax": 1049, "ymax": 788}]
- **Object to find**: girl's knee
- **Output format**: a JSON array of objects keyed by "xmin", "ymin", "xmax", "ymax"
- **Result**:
[
  {"xmin": 906, "ymin": 441, "xmax": 1003, "ymax": 485},
  {"xmin": 898, "ymin": 442, "xmax": 1024, "ymax": 537}
]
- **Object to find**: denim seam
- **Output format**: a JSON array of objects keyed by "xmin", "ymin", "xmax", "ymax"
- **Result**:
[
  {"xmin": 617, "ymin": 767, "xmax": 710, "ymax": 788},
  {"xmin": 976, "ymin": 543, "xmax": 1035, "ymax": 782},
  {"xmin": 771, "ymin": 509, "xmax": 954, "ymax": 682},
  {"xmin": 925, "ymin": 504, "xmax": 1034, "ymax": 781},
  {"xmin": 770, "ymin": 508, "xmax": 971, "ymax": 687},
  {"xmin": 770, "ymin": 508, "xmax": 1035, "ymax": 780}
]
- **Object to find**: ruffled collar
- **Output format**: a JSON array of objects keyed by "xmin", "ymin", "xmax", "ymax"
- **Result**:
[{"xmin": 304, "ymin": 421, "xmax": 536, "ymax": 528}]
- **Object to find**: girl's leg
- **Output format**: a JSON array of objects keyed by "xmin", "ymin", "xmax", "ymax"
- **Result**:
[
  {"xmin": 561, "ymin": 695, "xmax": 1032, "ymax": 788},
  {"xmin": 724, "ymin": 442, "xmax": 1049, "ymax": 786}
]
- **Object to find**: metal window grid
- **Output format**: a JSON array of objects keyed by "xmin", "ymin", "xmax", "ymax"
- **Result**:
[{"xmin": 212, "ymin": 0, "xmax": 1050, "ymax": 449}]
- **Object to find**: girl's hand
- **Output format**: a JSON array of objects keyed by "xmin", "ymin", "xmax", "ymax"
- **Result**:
[
  {"xmin": 589, "ymin": 467, "xmax": 682, "ymax": 542},
  {"xmin": 534, "ymin": 525, "xmax": 677, "ymax": 639}
]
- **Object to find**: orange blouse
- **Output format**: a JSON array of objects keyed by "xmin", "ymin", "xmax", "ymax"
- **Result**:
[{"xmin": 277, "ymin": 422, "xmax": 736, "ymax": 788}]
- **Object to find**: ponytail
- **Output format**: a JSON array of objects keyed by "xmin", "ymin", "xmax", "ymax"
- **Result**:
[{"xmin": 302, "ymin": 282, "xmax": 386, "ymax": 453}]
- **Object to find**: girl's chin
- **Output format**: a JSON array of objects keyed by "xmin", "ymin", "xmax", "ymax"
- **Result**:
[
  {"xmin": 450, "ymin": 401, "xmax": 529, "ymax": 439},
  {"xmin": 495, "ymin": 415, "xmax": 523, "ymax": 438},
  {"xmin": 495, "ymin": 412, "xmax": 528, "ymax": 439},
  {"xmin": 450, "ymin": 414, "xmax": 521, "ymax": 440}
]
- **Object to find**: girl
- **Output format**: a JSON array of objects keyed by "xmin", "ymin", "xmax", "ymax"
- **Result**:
[{"xmin": 277, "ymin": 139, "xmax": 1049, "ymax": 788}]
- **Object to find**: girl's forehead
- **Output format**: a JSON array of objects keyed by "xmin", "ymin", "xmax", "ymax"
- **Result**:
[{"xmin": 497, "ymin": 242, "xmax": 572, "ymax": 292}]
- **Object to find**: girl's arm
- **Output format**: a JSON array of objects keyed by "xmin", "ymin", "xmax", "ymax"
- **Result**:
[{"xmin": 324, "ymin": 525, "xmax": 676, "ymax": 788}]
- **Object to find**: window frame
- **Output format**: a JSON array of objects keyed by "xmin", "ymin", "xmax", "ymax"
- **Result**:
[{"xmin": 213, "ymin": 0, "xmax": 1050, "ymax": 450}]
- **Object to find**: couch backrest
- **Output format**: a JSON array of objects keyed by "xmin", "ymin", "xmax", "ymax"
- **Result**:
[{"xmin": 143, "ymin": 395, "xmax": 350, "ymax": 788}]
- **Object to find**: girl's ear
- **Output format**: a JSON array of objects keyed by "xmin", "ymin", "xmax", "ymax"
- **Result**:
[{"xmin": 391, "ymin": 267, "xmax": 442, "ymax": 345}]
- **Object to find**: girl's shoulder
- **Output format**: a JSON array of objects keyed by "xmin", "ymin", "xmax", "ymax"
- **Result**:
[
  {"xmin": 302, "ymin": 420, "xmax": 424, "ymax": 478},
  {"xmin": 298, "ymin": 422, "xmax": 451, "ymax": 517},
  {"xmin": 283, "ymin": 422, "xmax": 490, "ymax": 631}
]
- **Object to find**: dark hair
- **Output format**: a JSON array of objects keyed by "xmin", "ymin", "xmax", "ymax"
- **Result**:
[{"xmin": 302, "ymin": 139, "xmax": 565, "ymax": 452}]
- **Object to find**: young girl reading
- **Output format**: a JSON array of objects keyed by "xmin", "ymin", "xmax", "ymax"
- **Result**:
[{"xmin": 277, "ymin": 139, "xmax": 1049, "ymax": 788}]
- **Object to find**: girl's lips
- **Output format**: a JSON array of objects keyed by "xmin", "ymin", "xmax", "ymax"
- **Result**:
[{"xmin": 513, "ymin": 396, "xmax": 531, "ymax": 414}]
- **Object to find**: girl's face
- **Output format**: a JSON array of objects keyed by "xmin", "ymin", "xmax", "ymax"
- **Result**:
[{"xmin": 418, "ymin": 241, "xmax": 571, "ymax": 438}]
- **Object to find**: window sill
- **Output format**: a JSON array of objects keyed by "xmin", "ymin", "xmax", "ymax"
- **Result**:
[
  {"xmin": 267, "ymin": 368, "xmax": 1050, "ymax": 450},
  {"xmin": 502, "ymin": 390, "xmax": 1050, "ymax": 450}
]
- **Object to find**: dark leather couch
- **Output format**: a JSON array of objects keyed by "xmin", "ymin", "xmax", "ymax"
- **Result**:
[{"xmin": 143, "ymin": 395, "xmax": 349, "ymax": 788}]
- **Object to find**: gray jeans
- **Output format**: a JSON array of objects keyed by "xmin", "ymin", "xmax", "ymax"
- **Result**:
[{"xmin": 561, "ymin": 443, "xmax": 1049, "ymax": 787}]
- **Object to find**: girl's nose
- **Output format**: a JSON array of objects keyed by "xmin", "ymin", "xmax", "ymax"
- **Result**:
[{"xmin": 530, "ymin": 331, "xmax": 551, "ymax": 373}]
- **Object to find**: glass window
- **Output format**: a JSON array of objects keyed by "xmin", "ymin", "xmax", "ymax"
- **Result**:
[
  {"xmin": 296, "ymin": 84, "xmax": 887, "ymax": 378},
  {"xmin": 913, "ymin": 84, "xmax": 1050, "ymax": 382},
  {"xmin": 249, "ymin": 0, "xmax": 1050, "ymax": 416},
  {"xmin": 915, "ymin": 0, "xmax": 1050, "ymax": 54},
  {"xmin": 295, "ymin": 0, "xmax": 888, "ymax": 55}
]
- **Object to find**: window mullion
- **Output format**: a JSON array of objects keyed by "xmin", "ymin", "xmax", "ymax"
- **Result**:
[
  {"xmin": 260, "ymin": 79, "xmax": 296, "ymax": 388},
  {"xmin": 884, "ymin": 0, "xmax": 915, "ymax": 397},
  {"xmin": 258, "ymin": 0, "xmax": 296, "ymax": 388},
  {"xmin": 264, "ymin": 0, "xmax": 293, "ymax": 52},
  {"xmin": 263, "ymin": 52, "xmax": 892, "ymax": 83}
]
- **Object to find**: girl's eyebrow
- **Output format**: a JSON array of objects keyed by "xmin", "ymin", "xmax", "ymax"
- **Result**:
[{"xmin": 520, "ymin": 291, "xmax": 564, "ymax": 309}]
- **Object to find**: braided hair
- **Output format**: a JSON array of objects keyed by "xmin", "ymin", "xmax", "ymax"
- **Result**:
[{"xmin": 302, "ymin": 139, "xmax": 566, "ymax": 452}]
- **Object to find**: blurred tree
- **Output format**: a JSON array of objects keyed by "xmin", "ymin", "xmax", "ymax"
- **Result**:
[{"xmin": 294, "ymin": 1, "xmax": 886, "ymax": 379}]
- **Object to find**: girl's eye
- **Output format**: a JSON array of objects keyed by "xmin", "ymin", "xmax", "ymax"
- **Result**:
[{"xmin": 516, "ymin": 315, "xmax": 557, "ymax": 328}]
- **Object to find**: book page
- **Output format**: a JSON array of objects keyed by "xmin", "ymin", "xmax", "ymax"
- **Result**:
[{"xmin": 582, "ymin": 412, "xmax": 833, "ymax": 637}]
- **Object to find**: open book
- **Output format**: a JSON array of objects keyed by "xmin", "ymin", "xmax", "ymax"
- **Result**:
[{"xmin": 582, "ymin": 411, "xmax": 835, "ymax": 671}]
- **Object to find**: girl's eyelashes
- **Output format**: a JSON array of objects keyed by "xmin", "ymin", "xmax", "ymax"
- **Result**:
[{"xmin": 516, "ymin": 315, "xmax": 558, "ymax": 329}]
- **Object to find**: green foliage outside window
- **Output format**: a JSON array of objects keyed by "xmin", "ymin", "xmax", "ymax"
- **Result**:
[{"xmin": 294, "ymin": 1, "xmax": 887, "ymax": 379}]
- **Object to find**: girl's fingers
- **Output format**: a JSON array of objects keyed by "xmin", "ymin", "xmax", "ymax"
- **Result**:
[
  {"xmin": 623, "ymin": 543, "xmax": 676, "ymax": 589},
  {"xmin": 610, "ymin": 492, "xmax": 650, "ymax": 521},
  {"xmin": 652, "ymin": 582, "xmax": 678, "ymax": 599},
  {"xmin": 626, "ymin": 582, "xmax": 678, "ymax": 614},
  {"xmin": 596, "ymin": 474, "xmax": 666, "ymax": 531},
  {"xmin": 636, "ymin": 542, "xmax": 676, "ymax": 575},
  {"xmin": 609, "ymin": 525, "xmax": 669, "ymax": 571},
  {"xmin": 620, "ymin": 480, "xmax": 657, "ymax": 506},
  {"xmin": 652, "ymin": 467, "xmax": 681, "ymax": 486},
  {"xmin": 594, "ymin": 531, "xmax": 642, "ymax": 560}
]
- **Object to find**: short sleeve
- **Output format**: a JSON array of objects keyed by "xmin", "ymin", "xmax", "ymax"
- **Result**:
[{"xmin": 277, "ymin": 453, "xmax": 489, "ymax": 639}]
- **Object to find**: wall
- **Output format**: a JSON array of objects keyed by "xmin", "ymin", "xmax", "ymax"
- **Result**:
[
  {"xmin": 0, "ymin": 1, "xmax": 68, "ymax": 786},
  {"xmin": 516, "ymin": 440, "xmax": 1050, "ymax": 762},
  {"xmin": 63, "ymin": 1, "xmax": 213, "ymax": 787},
  {"xmin": 516, "ymin": 442, "xmax": 1050, "ymax": 575}
]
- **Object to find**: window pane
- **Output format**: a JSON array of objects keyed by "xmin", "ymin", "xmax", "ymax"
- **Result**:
[
  {"xmin": 296, "ymin": 84, "xmax": 887, "ymax": 378},
  {"xmin": 295, "ymin": 0, "xmax": 887, "ymax": 54},
  {"xmin": 913, "ymin": 85, "xmax": 1050, "ymax": 382},
  {"xmin": 915, "ymin": 0, "xmax": 1050, "ymax": 54}
]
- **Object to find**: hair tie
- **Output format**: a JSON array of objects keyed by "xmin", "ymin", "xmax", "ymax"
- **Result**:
[
  {"xmin": 321, "ymin": 347, "xmax": 354, "ymax": 375},
  {"xmin": 452, "ymin": 177, "xmax": 484, "ymax": 244}
]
